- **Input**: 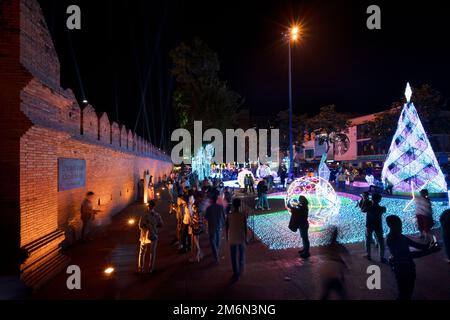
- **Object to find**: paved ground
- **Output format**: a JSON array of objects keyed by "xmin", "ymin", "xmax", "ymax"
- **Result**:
[{"xmin": 34, "ymin": 188, "xmax": 450, "ymax": 300}]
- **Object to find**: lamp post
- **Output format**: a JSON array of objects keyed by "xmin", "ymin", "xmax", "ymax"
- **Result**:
[{"xmin": 284, "ymin": 25, "xmax": 300, "ymax": 179}]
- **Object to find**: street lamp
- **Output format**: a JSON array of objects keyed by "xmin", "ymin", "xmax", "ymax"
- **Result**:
[{"xmin": 283, "ymin": 24, "xmax": 300, "ymax": 179}]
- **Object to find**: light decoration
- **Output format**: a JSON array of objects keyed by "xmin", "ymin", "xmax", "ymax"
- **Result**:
[
  {"xmin": 250, "ymin": 193, "xmax": 445, "ymax": 250},
  {"xmin": 104, "ymin": 267, "xmax": 115, "ymax": 275},
  {"xmin": 128, "ymin": 218, "xmax": 135, "ymax": 225},
  {"xmin": 318, "ymin": 153, "xmax": 330, "ymax": 182},
  {"xmin": 381, "ymin": 83, "xmax": 447, "ymax": 194},
  {"xmin": 237, "ymin": 168, "xmax": 255, "ymax": 189},
  {"xmin": 285, "ymin": 176, "xmax": 340, "ymax": 227},
  {"xmin": 191, "ymin": 144, "xmax": 214, "ymax": 182}
]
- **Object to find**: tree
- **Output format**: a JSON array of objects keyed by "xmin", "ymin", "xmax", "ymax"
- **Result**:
[
  {"xmin": 170, "ymin": 38, "xmax": 243, "ymax": 134},
  {"xmin": 276, "ymin": 109, "xmax": 308, "ymax": 153},
  {"xmin": 364, "ymin": 84, "xmax": 449, "ymax": 152},
  {"xmin": 410, "ymin": 84, "xmax": 449, "ymax": 134},
  {"xmin": 364, "ymin": 103, "xmax": 402, "ymax": 149},
  {"xmin": 306, "ymin": 105, "xmax": 351, "ymax": 153}
]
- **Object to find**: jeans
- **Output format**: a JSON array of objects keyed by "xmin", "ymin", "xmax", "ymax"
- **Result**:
[
  {"xmin": 365, "ymin": 227, "xmax": 385, "ymax": 259},
  {"xmin": 181, "ymin": 224, "xmax": 191, "ymax": 251},
  {"xmin": 394, "ymin": 266, "xmax": 416, "ymax": 300},
  {"xmin": 299, "ymin": 223, "xmax": 310, "ymax": 254},
  {"xmin": 257, "ymin": 193, "xmax": 269, "ymax": 209},
  {"xmin": 230, "ymin": 243, "xmax": 246, "ymax": 276},
  {"xmin": 81, "ymin": 218, "xmax": 93, "ymax": 240},
  {"xmin": 209, "ymin": 228, "xmax": 221, "ymax": 261},
  {"xmin": 138, "ymin": 240, "xmax": 158, "ymax": 272}
]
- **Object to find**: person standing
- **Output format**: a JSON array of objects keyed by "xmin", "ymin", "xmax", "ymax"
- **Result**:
[
  {"xmin": 248, "ymin": 174, "xmax": 255, "ymax": 194},
  {"xmin": 175, "ymin": 195, "xmax": 187, "ymax": 250},
  {"xmin": 180, "ymin": 193, "xmax": 193, "ymax": 253},
  {"xmin": 205, "ymin": 193, "xmax": 226, "ymax": 263},
  {"xmin": 226, "ymin": 198, "xmax": 248, "ymax": 281},
  {"xmin": 223, "ymin": 186, "xmax": 234, "ymax": 214},
  {"xmin": 80, "ymin": 192, "xmax": 100, "ymax": 241},
  {"xmin": 189, "ymin": 203, "xmax": 204, "ymax": 263},
  {"xmin": 363, "ymin": 193, "xmax": 387, "ymax": 263},
  {"xmin": 137, "ymin": 200, "xmax": 163, "ymax": 274},
  {"xmin": 415, "ymin": 189, "xmax": 434, "ymax": 241},
  {"xmin": 287, "ymin": 196, "xmax": 310, "ymax": 258},
  {"xmin": 386, "ymin": 215, "xmax": 439, "ymax": 300},
  {"xmin": 278, "ymin": 164, "xmax": 287, "ymax": 189},
  {"xmin": 337, "ymin": 172, "xmax": 346, "ymax": 191},
  {"xmin": 440, "ymin": 209, "xmax": 450, "ymax": 264},
  {"xmin": 256, "ymin": 179, "xmax": 270, "ymax": 210},
  {"xmin": 243, "ymin": 174, "xmax": 250, "ymax": 193}
]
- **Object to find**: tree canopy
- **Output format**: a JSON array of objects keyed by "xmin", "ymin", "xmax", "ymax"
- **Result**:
[
  {"xmin": 306, "ymin": 105, "xmax": 351, "ymax": 153},
  {"xmin": 363, "ymin": 84, "xmax": 450, "ymax": 150},
  {"xmin": 170, "ymin": 38, "xmax": 243, "ymax": 134}
]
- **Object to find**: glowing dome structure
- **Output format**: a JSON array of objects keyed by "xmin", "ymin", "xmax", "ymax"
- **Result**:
[{"xmin": 285, "ymin": 176, "xmax": 341, "ymax": 227}]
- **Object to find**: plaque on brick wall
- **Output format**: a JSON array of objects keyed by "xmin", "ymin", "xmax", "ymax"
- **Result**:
[{"xmin": 58, "ymin": 158, "xmax": 86, "ymax": 191}]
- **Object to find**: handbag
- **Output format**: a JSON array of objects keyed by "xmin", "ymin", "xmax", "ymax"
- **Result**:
[{"xmin": 288, "ymin": 214, "xmax": 298, "ymax": 232}]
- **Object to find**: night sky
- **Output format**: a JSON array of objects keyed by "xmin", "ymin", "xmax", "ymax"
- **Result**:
[{"xmin": 38, "ymin": 0, "xmax": 450, "ymax": 148}]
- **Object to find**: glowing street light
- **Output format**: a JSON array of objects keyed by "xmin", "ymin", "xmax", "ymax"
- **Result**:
[
  {"xmin": 128, "ymin": 218, "xmax": 135, "ymax": 225},
  {"xmin": 104, "ymin": 267, "xmax": 115, "ymax": 275},
  {"xmin": 283, "ymin": 23, "xmax": 302, "ymax": 179}
]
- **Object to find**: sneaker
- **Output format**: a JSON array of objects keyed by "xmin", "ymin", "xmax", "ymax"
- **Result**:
[
  {"xmin": 231, "ymin": 274, "xmax": 240, "ymax": 282},
  {"xmin": 300, "ymin": 252, "xmax": 310, "ymax": 259},
  {"xmin": 363, "ymin": 254, "xmax": 372, "ymax": 261},
  {"xmin": 298, "ymin": 249, "xmax": 305, "ymax": 254}
]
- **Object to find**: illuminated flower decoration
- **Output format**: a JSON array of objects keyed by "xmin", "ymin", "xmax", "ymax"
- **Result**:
[{"xmin": 285, "ymin": 176, "xmax": 341, "ymax": 227}]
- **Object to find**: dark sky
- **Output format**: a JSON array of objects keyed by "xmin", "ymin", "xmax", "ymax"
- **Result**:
[{"xmin": 38, "ymin": 0, "xmax": 450, "ymax": 149}]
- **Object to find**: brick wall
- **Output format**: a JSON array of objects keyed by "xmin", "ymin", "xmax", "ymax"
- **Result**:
[{"xmin": 1, "ymin": 0, "xmax": 172, "ymax": 288}]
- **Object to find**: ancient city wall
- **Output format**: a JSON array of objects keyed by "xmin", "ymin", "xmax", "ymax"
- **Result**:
[{"xmin": 0, "ymin": 0, "xmax": 172, "ymax": 288}]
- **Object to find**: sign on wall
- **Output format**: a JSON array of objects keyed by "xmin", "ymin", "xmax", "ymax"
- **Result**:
[{"xmin": 58, "ymin": 158, "xmax": 86, "ymax": 191}]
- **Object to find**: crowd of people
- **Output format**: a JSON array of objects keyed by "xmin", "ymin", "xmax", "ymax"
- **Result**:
[
  {"xmin": 79, "ymin": 167, "xmax": 450, "ymax": 300},
  {"xmin": 137, "ymin": 172, "xmax": 250, "ymax": 282}
]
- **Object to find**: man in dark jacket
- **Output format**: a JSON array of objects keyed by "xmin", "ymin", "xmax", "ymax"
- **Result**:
[
  {"xmin": 287, "ymin": 196, "xmax": 310, "ymax": 258},
  {"xmin": 386, "ymin": 215, "xmax": 439, "ymax": 300},
  {"xmin": 205, "ymin": 194, "xmax": 226, "ymax": 263},
  {"xmin": 363, "ymin": 193, "xmax": 387, "ymax": 263}
]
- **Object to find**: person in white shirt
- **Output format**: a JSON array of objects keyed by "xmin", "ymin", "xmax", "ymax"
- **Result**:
[{"xmin": 226, "ymin": 198, "xmax": 248, "ymax": 281}]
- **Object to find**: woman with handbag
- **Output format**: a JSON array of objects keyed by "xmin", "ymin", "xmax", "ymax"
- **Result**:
[
  {"xmin": 287, "ymin": 196, "xmax": 310, "ymax": 258},
  {"xmin": 189, "ymin": 203, "xmax": 204, "ymax": 262}
]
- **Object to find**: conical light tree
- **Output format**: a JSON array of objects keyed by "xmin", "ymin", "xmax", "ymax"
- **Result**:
[{"xmin": 381, "ymin": 83, "xmax": 447, "ymax": 194}]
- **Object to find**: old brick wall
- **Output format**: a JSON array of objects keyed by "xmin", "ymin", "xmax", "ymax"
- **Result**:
[{"xmin": 1, "ymin": 0, "xmax": 172, "ymax": 288}]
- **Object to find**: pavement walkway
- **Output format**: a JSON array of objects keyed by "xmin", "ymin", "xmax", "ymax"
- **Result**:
[{"xmin": 33, "ymin": 189, "xmax": 450, "ymax": 300}]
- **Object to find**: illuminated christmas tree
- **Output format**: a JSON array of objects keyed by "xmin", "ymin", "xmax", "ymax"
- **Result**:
[{"xmin": 381, "ymin": 83, "xmax": 447, "ymax": 194}]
